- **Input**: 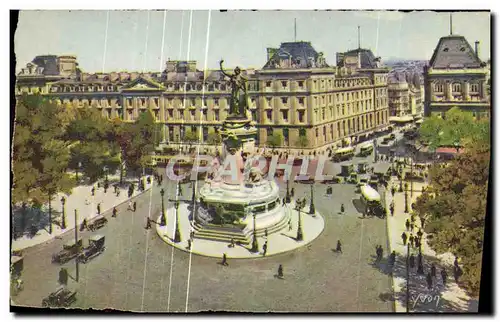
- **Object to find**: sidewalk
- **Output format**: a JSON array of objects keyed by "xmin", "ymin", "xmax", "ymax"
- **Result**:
[
  {"xmin": 11, "ymin": 175, "xmax": 153, "ymax": 251},
  {"xmin": 385, "ymin": 177, "xmax": 478, "ymax": 312}
]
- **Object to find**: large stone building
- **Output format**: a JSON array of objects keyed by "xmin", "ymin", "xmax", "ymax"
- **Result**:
[
  {"xmin": 16, "ymin": 41, "xmax": 390, "ymax": 151},
  {"xmin": 388, "ymin": 72, "xmax": 423, "ymax": 120},
  {"xmin": 423, "ymin": 32, "xmax": 490, "ymax": 119}
]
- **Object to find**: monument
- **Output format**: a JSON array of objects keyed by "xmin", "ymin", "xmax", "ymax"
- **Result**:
[{"xmin": 191, "ymin": 60, "xmax": 291, "ymax": 245}]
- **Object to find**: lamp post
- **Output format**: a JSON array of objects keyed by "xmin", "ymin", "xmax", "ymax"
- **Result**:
[
  {"xmin": 250, "ymin": 208, "xmax": 259, "ymax": 253},
  {"xmin": 285, "ymin": 179, "xmax": 291, "ymax": 204},
  {"xmin": 60, "ymin": 197, "xmax": 66, "ymax": 229},
  {"xmin": 174, "ymin": 201, "xmax": 182, "ymax": 243},
  {"xmin": 160, "ymin": 188, "xmax": 166, "ymax": 227},
  {"xmin": 404, "ymin": 182, "xmax": 409, "ymax": 213},
  {"xmin": 74, "ymin": 209, "xmax": 80, "ymax": 282},
  {"xmin": 296, "ymin": 203, "xmax": 304, "ymax": 241},
  {"xmin": 103, "ymin": 166, "xmax": 109, "ymax": 182},
  {"xmin": 48, "ymin": 193, "xmax": 53, "ymax": 235},
  {"xmin": 406, "ymin": 241, "xmax": 410, "ymax": 312},
  {"xmin": 309, "ymin": 184, "xmax": 315, "ymax": 216}
]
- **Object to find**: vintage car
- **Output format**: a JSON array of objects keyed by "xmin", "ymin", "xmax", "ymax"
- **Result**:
[
  {"xmin": 369, "ymin": 175, "xmax": 379, "ymax": 189},
  {"xmin": 357, "ymin": 162, "xmax": 368, "ymax": 174},
  {"xmin": 77, "ymin": 235, "xmax": 105, "ymax": 264},
  {"xmin": 52, "ymin": 239, "xmax": 82, "ymax": 264},
  {"xmin": 87, "ymin": 215, "xmax": 108, "ymax": 232},
  {"xmin": 347, "ymin": 172, "xmax": 359, "ymax": 184},
  {"xmin": 42, "ymin": 287, "xmax": 77, "ymax": 308}
]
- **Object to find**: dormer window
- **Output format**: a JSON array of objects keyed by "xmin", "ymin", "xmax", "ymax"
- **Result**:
[
  {"xmin": 460, "ymin": 47, "xmax": 466, "ymax": 52},
  {"xmin": 443, "ymin": 48, "xmax": 449, "ymax": 52}
]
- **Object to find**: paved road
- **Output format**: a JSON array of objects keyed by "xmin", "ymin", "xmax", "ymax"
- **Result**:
[{"xmin": 12, "ymin": 158, "xmax": 394, "ymax": 312}]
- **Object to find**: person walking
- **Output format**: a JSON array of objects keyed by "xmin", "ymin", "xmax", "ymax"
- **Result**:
[
  {"xmin": 133, "ymin": 201, "xmax": 137, "ymax": 212},
  {"xmin": 389, "ymin": 251, "xmax": 396, "ymax": 266},
  {"xmin": 409, "ymin": 234, "xmax": 414, "ymax": 248},
  {"xmin": 116, "ymin": 187, "xmax": 120, "ymax": 197},
  {"xmin": 288, "ymin": 219, "xmax": 292, "ymax": 231},
  {"xmin": 262, "ymin": 241, "xmax": 268, "ymax": 257},
  {"xmin": 431, "ymin": 264, "xmax": 437, "ymax": 278},
  {"xmin": 58, "ymin": 268, "xmax": 68, "ymax": 286},
  {"xmin": 145, "ymin": 217, "xmax": 152, "ymax": 229},
  {"xmin": 91, "ymin": 187, "xmax": 95, "ymax": 196},
  {"xmin": 264, "ymin": 229, "xmax": 268, "ymax": 239},
  {"xmin": 127, "ymin": 201, "xmax": 133, "ymax": 211},
  {"xmin": 112, "ymin": 207, "xmax": 117, "ymax": 218},
  {"xmin": 417, "ymin": 228, "xmax": 423, "ymax": 240},
  {"xmin": 391, "ymin": 186, "xmax": 396, "ymax": 197},
  {"xmin": 441, "ymin": 269, "xmax": 448, "ymax": 286},
  {"xmin": 421, "ymin": 217, "xmax": 426, "ymax": 228},
  {"xmin": 336, "ymin": 240, "xmax": 342, "ymax": 253},
  {"xmin": 221, "ymin": 253, "xmax": 229, "ymax": 266},
  {"xmin": 401, "ymin": 232, "xmax": 408, "ymax": 246},
  {"xmin": 390, "ymin": 202, "xmax": 394, "ymax": 216},
  {"xmin": 453, "ymin": 265, "xmax": 462, "ymax": 283},
  {"xmin": 277, "ymin": 264, "xmax": 284, "ymax": 279},
  {"xmin": 405, "ymin": 219, "xmax": 410, "ymax": 231},
  {"xmin": 340, "ymin": 204, "xmax": 345, "ymax": 214},
  {"xmin": 291, "ymin": 187, "xmax": 295, "ymax": 197},
  {"xmin": 97, "ymin": 203, "xmax": 101, "ymax": 215},
  {"xmin": 426, "ymin": 272, "xmax": 433, "ymax": 290}
]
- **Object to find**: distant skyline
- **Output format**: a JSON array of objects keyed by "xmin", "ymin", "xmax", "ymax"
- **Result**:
[{"xmin": 14, "ymin": 10, "xmax": 490, "ymax": 73}]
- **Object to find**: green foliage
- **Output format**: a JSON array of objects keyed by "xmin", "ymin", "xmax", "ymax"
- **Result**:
[
  {"xmin": 418, "ymin": 107, "xmax": 489, "ymax": 150},
  {"xmin": 267, "ymin": 132, "xmax": 284, "ymax": 148},
  {"xmin": 183, "ymin": 129, "xmax": 199, "ymax": 143},
  {"xmin": 12, "ymin": 94, "xmax": 75, "ymax": 205},
  {"xmin": 296, "ymin": 135, "xmax": 309, "ymax": 148},
  {"xmin": 206, "ymin": 129, "xmax": 222, "ymax": 145},
  {"xmin": 413, "ymin": 142, "xmax": 490, "ymax": 296}
]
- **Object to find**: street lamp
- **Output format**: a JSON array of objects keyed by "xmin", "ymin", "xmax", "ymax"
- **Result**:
[
  {"xmin": 174, "ymin": 201, "xmax": 182, "ymax": 243},
  {"xmin": 285, "ymin": 179, "xmax": 291, "ymax": 204},
  {"xmin": 160, "ymin": 188, "xmax": 166, "ymax": 227},
  {"xmin": 250, "ymin": 208, "xmax": 259, "ymax": 253},
  {"xmin": 406, "ymin": 241, "xmax": 411, "ymax": 312},
  {"xmin": 309, "ymin": 184, "xmax": 315, "ymax": 216},
  {"xmin": 48, "ymin": 193, "xmax": 53, "ymax": 235},
  {"xmin": 60, "ymin": 197, "xmax": 66, "ymax": 229},
  {"xmin": 404, "ymin": 182, "xmax": 409, "ymax": 213},
  {"xmin": 296, "ymin": 202, "xmax": 304, "ymax": 241}
]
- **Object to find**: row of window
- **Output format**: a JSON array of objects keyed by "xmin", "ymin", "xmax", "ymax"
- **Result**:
[{"xmin": 434, "ymin": 82, "xmax": 481, "ymax": 93}]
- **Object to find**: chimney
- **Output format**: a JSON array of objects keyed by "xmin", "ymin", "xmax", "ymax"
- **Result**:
[{"xmin": 475, "ymin": 41, "xmax": 480, "ymax": 58}]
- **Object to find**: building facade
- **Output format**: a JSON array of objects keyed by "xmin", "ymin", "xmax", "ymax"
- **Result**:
[
  {"xmin": 388, "ymin": 72, "xmax": 423, "ymax": 119},
  {"xmin": 16, "ymin": 41, "xmax": 390, "ymax": 151},
  {"xmin": 423, "ymin": 35, "xmax": 490, "ymax": 119}
]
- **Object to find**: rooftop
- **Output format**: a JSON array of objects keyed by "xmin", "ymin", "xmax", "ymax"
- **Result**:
[
  {"xmin": 429, "ymin": 35, "xmax": 483, "ymax": 69},
  {"xmin": 263, "ymin": 41, "xmax": 328, "ymax": 70}
]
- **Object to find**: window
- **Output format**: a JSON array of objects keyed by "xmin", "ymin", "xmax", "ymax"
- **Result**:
[
  {"xmin": 471, "ymin": 83, "xmax": 479, "ymax": 92},
  {"xmin": 214, "ymin": 98, "xmax": 219, "ymax": 106},
  {"xmin": 298, "ymin": 97, "xmax": 305, "ymax": 105},
  {"xmin": 298, "ymin": 81, "xmax": 304, "ymax": 88},
  {"xmin": 168, "ymin": 110, "xmax": 173, "ymax": 118},
  {"xmin": 434, "ymin": 83, "xmax": 444, "ymax": 93},
  {"xmin": 266, "ymin": 110, "xmax": 273, "ymax": 121},
  {"xmin": 190, "ymin": 110, "xmax": 196, "ymax": 120},
  {"xmin": 323, "ymin": 127, "xmax": 326, "ymax": 137},
  {"xmin": 282, "ymin": 110, "xmax": 288, "ymax": 122},
  {"xmin": 315, "ymin": 128, "xmax": 319, "ymax": 137},
  {"xmin": 154, "ymin": 98, "xmax": 159, "ymax": 106},
  {"xmin": 191, "ymin": 99, "xmax": 196, "ymax": 107},
  {"xmin": 214, "ymin": 112, "xmax": 219, "ymax": 121},
  {"xmin": 452, "ymin": 83, "xmax": 462, "ymax": 93},
  {"xmin": 281, "ymin": 97, "xmax": 288, "ymax": 104},
  {"xmin": 298, "ymin": 111, "xmax": 305, "ymax": 122},
  {"xmin": 321, "ymin": 108, "xmax": 325, "ymax": 119},
  {"xmin": 267, "ymin": 128, "xmax": 273, "ymax": 137},
  {"xmin": 281, "ymin": 81, "xmax": 288, "ymax": 88},
  {"xmin": 283, "ymin": 128, "xmax": 289, "ymax": 141},
  {"xmin": 299, "ymin": 128, "xmax": 306, "ymax": 137},
  {"xmin": 266, "ymin": 97, "xmax": 272, "ymax": 106},
  {"xmin": 266, "ymin": 81, "xmax": 272, "ymax": 88},
  {"xmin": 443, "ymin": 48, "xmax": 449, "ymax": 52}
]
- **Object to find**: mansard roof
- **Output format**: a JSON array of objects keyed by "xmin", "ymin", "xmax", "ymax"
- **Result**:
[
  {"xmin": 429, "ymin": 35, "xmax": 482, "ymax": 69},
  {"xmin": 263, "ymin": 41, "xmax": 328, "ymax": 69},
  {"xmin": 342, "ymin": 48, "xmax": 380, "ymax": 69}
]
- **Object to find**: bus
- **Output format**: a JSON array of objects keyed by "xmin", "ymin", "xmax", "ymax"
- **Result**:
[
  {"xmin": 332, "ymin": 147, "xmax": 355, "ymax": 162},
  {"xmin": 358, "ymin": 143, "xmax": 374, "ymax": 157},
  {"xmin": 360, "ymin": 185, "xmax": 385, "ymax": 218}
]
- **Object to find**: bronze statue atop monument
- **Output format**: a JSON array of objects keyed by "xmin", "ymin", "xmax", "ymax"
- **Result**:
[{"xmin": 219, "ymin": 59, "xmax": 250, "ymax": 119}]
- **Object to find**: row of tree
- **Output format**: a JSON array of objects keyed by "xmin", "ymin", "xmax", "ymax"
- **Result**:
[
  {"xmin": 414, "ymin": 107, "xmax": 490, "ymax": 296},
  {"xmin": 12, "ymin": 94, "xmax": 160, "ymax": 207}
]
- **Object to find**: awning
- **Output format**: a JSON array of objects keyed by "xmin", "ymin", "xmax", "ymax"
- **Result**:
[{"xmin": 389, "ymin": 116, "xmax": 414, "ymax": 123}]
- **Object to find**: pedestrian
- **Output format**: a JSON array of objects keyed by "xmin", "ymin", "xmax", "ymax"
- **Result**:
[
  {"xmin": 291, "ymin": 187, "xmax": 295, "ymax": 197},
  {"xmin": 426, "ymin": 272, "xmax": 433, "ymax": 290},
  {"xmin": 411, "ymin": 214, "xmax": 416, "ymax": 224},
  {"xmin": 391, "ymin": 186, "xmax": 395, "ymax": 197},
  {"xmin": 409, "ymin": 254, "xmax": 415, "ymax": 269},
  {"xmin": 104, "ymin": 182, "xmax": 108, "ymax": 193},
  {"xmin": 288, "ymin": 219, "xmax": 292, "ymax": 231},
  {"xmin": 133, "ymin": 201, "xmax": 137, "ymax": 212},
  {"xmin": 91, "ymin": 187, "xmax": 95, "ymax": 196},
  {"xmin": 116, "ymin": 188, "xmax": 120, "ymax": 197},
  {"xmin": 145, "ymin": 217, "xmax": 152, "ymax": 229},
  {"xmin": 417, "ymin": 228, "xmax": 423, "ymax": 240},
  {"xmin": 389, "ymin": 251, "xmax": 396, "ymax": 265},
  {"xmin": 390, "ymin": 202, "xmax": 394, "ymax": 216},
  {"xmin": 453, "ymin": 266, "xmax": 462, "ymax": 283},
  {"xmin": 401, "ymin": 232, "xmax": 407, "ymax": 245},
  {"xmin": 277, "ymin": 264, "xmax": 284, "ymax": 279},
  {"xmin": 97, "ymin": 203, "xmax": 101, "ymax": 215},
  {"xmin": 282, "ymin": 198, "xmax": 286, "ymax": 206},
  {"xmin": 421, "ymin": 217, "xmax": 426, "ymax": 228},
  {"xmin": 58, "ymin": 268, "xmax": 68, "ymax": 286},
  {"xmin": 112, "ymin": 207, "xmax": 117, "ymax": 218},
  {"xmin": 441, "ymin": 269, "xmax": 448, "ymax": 286},
  {"xmin": 405, "ymin": 219, "xmax": 410, "ymax": 231},
  {"xmin": 265, "ymin": 229, "xmax": 268, "ymax": 239},
  {"xmin": 114, "ymin": 185, "xmax": 118, "ymax": 194},
  {"xmin": 187, "ymin": 239, "xmax": 192, "ymax": 250},
  {"xmin": 340, "ymin": 204, "xmax": 345, "ymax": 214},
  {"xmin": 415, "ymin": 237, "xmax": 420, "ymax": 250},
  {"xmin": 336, "ymin": 240, "xmax": 342, "ymax": 253},
  {"xmin": 229, "ymin": 238, "xmax": 235, "ymax": 248},
  {"xmin": 263, "ymin": 241, "xmax": 268, "ymax": 256},
  {"xmin": 80, "ymin": 218, "xmax": 87, "ymax": 231},
  {"xmin": 409, "ymin": 234, "xmax": 414, "ymax": 248},
  {"xmin": 127, "ymin": 201, "xmax": 133, "ymax": 211},
  {"xmin": 410, "ymin": 222, "xmax": 415, "ymax": 232},
  {"xmin": 454, "ymin": 256, "xmax": 459, "ymax": 268},
  {"xmin": 431, "ymin": 264, "xmax": 437, "ymax": 278},
  {"xmin": 221, "ymin": 253, "xmax": 229, "ymax": 266}
]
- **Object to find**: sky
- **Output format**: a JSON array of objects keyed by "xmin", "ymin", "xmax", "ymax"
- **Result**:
[{"xmin": 14, "ymin": 10, "xmax": 491, "ymax": 73}]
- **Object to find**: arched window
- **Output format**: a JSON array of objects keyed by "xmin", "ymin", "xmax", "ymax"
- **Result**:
[
  {"xmin": 452, "ymin": 83, "xmax": 462, "ymax": 93},
  {"xmin": 434, "ymin": 82, "xmax": 444, "ymax": 93},
  {"xmin": 470, "ymin": 83, "xmax": 479, "ymax": 93}
]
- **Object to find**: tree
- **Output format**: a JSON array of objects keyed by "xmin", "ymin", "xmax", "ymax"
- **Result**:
[
  {"xmin": 296, "ymin": 135, "xmax": 309, "ymax": 148},
  {"xmin": 267, "ymin": 132, "xmax": 284, "ymax": 149},
  {"xmin": 207, "ymin": 129, "xmax": 222, "ymax": 145},
  {"xmin": 413, "ymin": 122, "xmax": 490, "ymax": 296},
  {"xmin": 183, "ymin": 129, "xmax": 199, "ymax": 144}
]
